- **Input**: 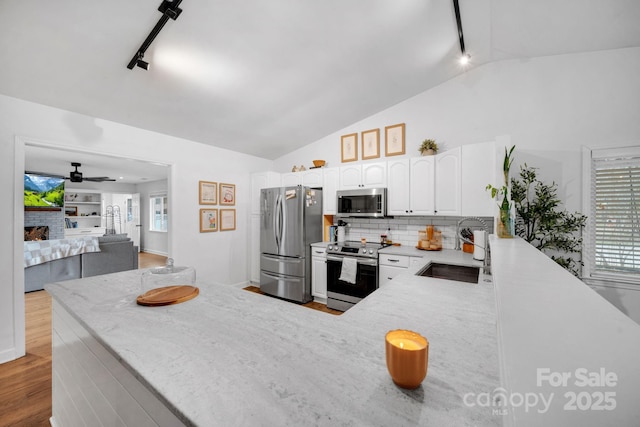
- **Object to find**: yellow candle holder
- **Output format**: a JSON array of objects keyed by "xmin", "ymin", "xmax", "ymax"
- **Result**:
[{"xmin": 385, "ymin": 329, "xmax": 429, "ymax": 389}]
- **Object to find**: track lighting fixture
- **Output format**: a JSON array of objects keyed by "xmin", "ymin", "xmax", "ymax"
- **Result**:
[
  {"xmin": 134, "ymin": 53, "xmax": 150, "ymax": 70},
  {"xmin": 127, "ymin": 0, "xmax": 183, "ymax": 70},
  {"xmin": 452, "ymin": 0, "xmax": 469, "ymax": 66}
]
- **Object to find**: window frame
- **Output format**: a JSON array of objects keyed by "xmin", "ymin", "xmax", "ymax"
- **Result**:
[
  {"xmin": 582, "ymin": 145, "xmax": 640, "ymax": 288},
  {"xmin": 149, "ymin": 193, "xmax": 168, "ymax": 233}
]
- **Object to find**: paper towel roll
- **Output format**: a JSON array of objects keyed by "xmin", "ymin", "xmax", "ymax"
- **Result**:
[
  {"xmin": 337, "ymin": 226, "xmax": 346, "ymax": 243},
  {"xmin": 473, "ymin": 230, "xmax": 486, "ymax": 261}
]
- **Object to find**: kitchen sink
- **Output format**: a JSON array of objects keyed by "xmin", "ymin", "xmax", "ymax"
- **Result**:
[{"xmin": 416, "ymin": 263, "xmax": 480, "ymax": 284}]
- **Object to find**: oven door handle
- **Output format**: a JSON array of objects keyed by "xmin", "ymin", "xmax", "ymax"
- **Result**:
[{"xmin": 327, "ymin": 255, "xmax": 378, "ymax": 266}]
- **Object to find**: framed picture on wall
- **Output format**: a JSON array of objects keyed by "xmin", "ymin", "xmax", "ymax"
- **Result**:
[
  {"xmin": 341, "ymin": 133, "xmax": 358, "ymax": 162},
  {"xmin": 199, "ymin": 181, "xmax": 217, "ymax": 205},
  {"xmin": 361, "ymin": 128, "xmax": 380, "ymax": 160},
  {"xmin": 385, "ymin": 123, "xmax": 406, "ymax": 156},
  {"xmin": 220, "ymin": 209, "xmax": 236, "ymax": 231},
  {"xmin": 199, "ymin": 208, "xmax": 218, "ymax": 232},
  {"xmin": 219, "ymin": 183, "xmax": 236, "ymax": 206}
]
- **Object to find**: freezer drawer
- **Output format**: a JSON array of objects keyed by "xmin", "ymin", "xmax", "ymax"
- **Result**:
[
  {"xmin": 260, "ymin": 271, "xmax": 310, "ymax": 303},
  {"xmin": 260, "ymin": 254, "xmax": 305, "ymax": 277}
]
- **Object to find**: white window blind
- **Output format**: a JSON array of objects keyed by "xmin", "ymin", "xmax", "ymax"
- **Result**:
[{"xmin": 591, "ymin": 155, "xmax": 640, "ymax": 279}]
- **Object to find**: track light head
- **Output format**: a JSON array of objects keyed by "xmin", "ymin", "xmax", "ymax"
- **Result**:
[
  {"xmin": 136, "ymin": 58, "xmax": 150, "ymax": 70},
  {"xmin": 126, "ymin": 0, "xmax": 183, "ymax": 70},
  {"xmin": 459, "ymin": 53, "xmax": 470, "ymax": 66}
]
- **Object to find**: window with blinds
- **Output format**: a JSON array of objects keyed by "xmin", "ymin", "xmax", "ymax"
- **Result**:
[{"xmin": 590, "ymin": 154, "xmax": 640, "ymax": 281}]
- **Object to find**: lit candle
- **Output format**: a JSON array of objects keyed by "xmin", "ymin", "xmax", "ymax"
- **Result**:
[
  {"xmin": 385, "ymin": 329, "xmax": 429, "ymax": 389},
  {"xmin": 389, "ymin": 338, "xmax": 423, "ymax": 351}
]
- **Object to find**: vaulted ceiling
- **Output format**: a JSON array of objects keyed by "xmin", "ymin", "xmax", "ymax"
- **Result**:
[{"xmin": 2, "ymin": 0, "xmax": 639, "ymax": 160}]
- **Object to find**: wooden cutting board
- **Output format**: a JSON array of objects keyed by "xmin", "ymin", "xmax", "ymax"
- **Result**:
[{"xmin": 136, "ymin": 285, "xmax": 199, "ymax": 307}]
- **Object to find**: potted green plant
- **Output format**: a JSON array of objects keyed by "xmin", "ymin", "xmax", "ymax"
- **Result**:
[
  {"xmin": 486, "ymin": 145, "xmax": 516, "ymax": 238},
  {"xmin": 418, "ymin": 139, "xmax": 438, "ymax": 156},
  {"xmin": 511, "ymin": 164, "xmax": 587, "ymax": 276}
]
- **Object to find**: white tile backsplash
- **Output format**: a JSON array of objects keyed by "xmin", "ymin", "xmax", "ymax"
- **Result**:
[{"xmin": 340, "ymin": 216, "xmax": 493, "ymax": 249}]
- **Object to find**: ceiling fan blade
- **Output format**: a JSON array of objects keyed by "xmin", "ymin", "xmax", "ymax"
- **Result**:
[{"xmin": 84, "ymin": 177, "xmax": 116, "ymax": 182}]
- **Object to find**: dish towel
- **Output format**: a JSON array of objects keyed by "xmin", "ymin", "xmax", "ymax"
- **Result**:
[{"xmin": 339, "ymin": 257, "xmax": 358, "ymax": 284}]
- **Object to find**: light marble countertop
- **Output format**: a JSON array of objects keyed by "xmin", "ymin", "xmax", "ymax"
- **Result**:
[
  {"xmin": 46, "ymin": 260, "xmax": 501, "ymax": 426},
  {"xmin": 489, "ymin": 236, "xmax": 640, "ymax": 426}
]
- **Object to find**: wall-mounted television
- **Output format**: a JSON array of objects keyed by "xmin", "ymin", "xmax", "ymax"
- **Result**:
[{"xmin": 24, "ymin": 173, "xmax": 65, "ymax": 208}]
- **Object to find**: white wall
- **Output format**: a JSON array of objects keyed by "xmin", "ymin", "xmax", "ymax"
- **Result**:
[
  {"xmin": 137, "ymin": 180, "xmax": 169, "ymax": 255},
  {"xmin": 274, "ymin": 47, "xmax": 640, "ymax": 323},
  {"xmin": 274, "ymin": 47, "xmax": 640, "ymax": 213},
  {"xmin": 0, "ymin": 94, "xmax": 273, "ymax": 362}
]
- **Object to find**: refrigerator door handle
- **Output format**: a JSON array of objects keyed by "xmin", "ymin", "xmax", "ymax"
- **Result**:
[
  {"xmin": 275, "ymin": 193, "xmax": 283, "ymax": 253},
  {"xmin": 262, "ymin": 254, "xmax": 302, "ymax": 262},
  {"xmin": 262, "ymin": 271, "xmax": 300, "ymax": 282},
  {"xmin": 280, "ymin": 192, "xmax": 287, "ymax": 253}
]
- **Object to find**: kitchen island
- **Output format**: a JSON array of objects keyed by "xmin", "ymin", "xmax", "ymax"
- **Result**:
[
  {"xmin": 47, "ymin": 237, "xmax": 640, "ymax": 426},
  {"xmin": 46, "ymin": 251, "xmax": 500, "ymax": 426}
]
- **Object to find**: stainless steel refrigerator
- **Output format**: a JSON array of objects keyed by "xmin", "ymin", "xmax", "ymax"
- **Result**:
[{"xmin": 260, "ymin": 186, "xmax": 323, "ymax": 303}]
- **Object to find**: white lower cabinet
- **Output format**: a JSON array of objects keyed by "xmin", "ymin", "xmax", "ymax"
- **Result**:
[
  {"xmin": 379, "ymin": 254, "xmax": 424, "ymax": 287},
  {"xmin": 311, "ymin": 247, "xmax": 327, "ymax": 302}
]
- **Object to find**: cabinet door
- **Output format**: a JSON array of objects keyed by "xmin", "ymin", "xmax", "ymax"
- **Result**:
[
  {"xmin": 311, "ymin": 254, "xmax": 327, "ymax": 301},
  {"xmin": 301, "ymin": 170, "xmax": 323, "ymax": 188},
  {"xmin": 251, "ymin": 172, "xmax": 280, "ymax": 214},
  {"xmin": 281, "ymin": 172, "xmax": 302, "ymax": 187},
  {"xmin": 386, "ymin": 159, "xmax": 410, "ymax": 215},
  {"xmin": 410, "ymin": 156, "xmax": 435, "ymax": 215},
  {"xmin": 339, "ymin": 165, "xmax": 362, "ymax": 190},
  {"xmin": 435, "ymin": 147, "xmax": 461, "ymax": 215},
  {"xmin": 379, "ymin": 264, "xmax": 406, "ymax": 287},
  {"xmin": 323, "ymin": 168, "xmax": 340, "ymax": 215},
  {"xmin": 362, "ymin": 162, "xmax": 387, "ymax": 188},
  {"xmin": 461, "ymin": 141, "xmax": 496, "ymax": 217},
  {"xmin": 249, "ymin": 214, "xmax": 261, "ymax": 284}
]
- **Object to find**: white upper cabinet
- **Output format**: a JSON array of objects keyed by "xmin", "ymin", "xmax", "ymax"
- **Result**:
[
  {"xmin": 281, "ymin": 172, "xmax": 302, "ymax": 187},
  {"xmin": 281, "ymin": 169, "xmax": 323, "ymax": 188},
  {"xmin": 322, "ymin": 168, "xmax": 340, "ymax": 215},
  {"xmin": 339, "ymin": 162, "xmax": 387, "ymax": 190},
  {"xmin": 386, "ymin": 160, "xmax": 410, "ymax": 215},
  {"xmin": 387, "ymin": 157, "xmax": 435, "ymax": 216},
  {"xmin": 461, "ymin": 141, "xmax": 496, "ymax": 217},
  {"xmin": 434, "ymin": 147, "xmax": 461, "ymax": 216},
  {"xmin": 410, "ymin": 156, "xmax": 436, "ymax": 215},
  {"xmin": 301, "ymin": 169, "xmax": 323, "ymax": 188},
  {"xmin": 251, "ymin": 172, "xmax": 280, "ymax": 214}
]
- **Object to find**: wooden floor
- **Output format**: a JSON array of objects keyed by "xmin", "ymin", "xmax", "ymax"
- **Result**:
[
  {"xmin": 0, "ymin": 252, "xmax": 167, "ymax": 427},
  {"xmin": 138, "ymin": 251, "xmax": 168, "ymax": 269},
  {"xmin": 243, "ymin": 285, "xmax": 343, "ymax": 316},
  {"xmin": 0, "ymin": 290, "xmax": 52, "ymax": 427}
]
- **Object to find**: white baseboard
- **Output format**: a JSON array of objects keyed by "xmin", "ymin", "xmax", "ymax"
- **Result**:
[
  {"xmin": 139, "ymin": 248, "xmax": 168, "ymax": 256},
  {"xmin": 0, "ymin": 347, "xmax": 23, "ymax": 365}
]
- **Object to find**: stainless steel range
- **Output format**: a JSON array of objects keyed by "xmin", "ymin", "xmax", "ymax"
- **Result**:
[{"xmin": 326, "ymin": 241, "xmax": 385, "ymax": 311}]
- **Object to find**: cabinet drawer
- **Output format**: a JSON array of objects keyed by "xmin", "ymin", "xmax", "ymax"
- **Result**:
[
  {"xmin": 379, "ymin": 254, "xmax": 410, "ymax": 267},
  {"xmin": 311, "ymin": 248, "xmax": 327, "ymax": 257}
]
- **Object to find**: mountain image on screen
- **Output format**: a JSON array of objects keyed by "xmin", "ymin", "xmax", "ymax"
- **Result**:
[{"xmin": 24, "ymin": 173, "xmax": 65, "ymax": 207}]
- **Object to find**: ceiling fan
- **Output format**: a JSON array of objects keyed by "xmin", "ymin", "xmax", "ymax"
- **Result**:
[{"xmin": 66, "ymin": 162, "xmax": 116, "ymax": 183}]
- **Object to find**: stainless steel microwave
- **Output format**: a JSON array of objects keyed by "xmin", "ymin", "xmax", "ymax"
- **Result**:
[{"xmin": 336, "ymin": 188, "xmax": 387, "ymax": 218}]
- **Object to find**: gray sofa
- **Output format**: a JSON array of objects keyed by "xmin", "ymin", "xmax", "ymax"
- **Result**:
[{"xmin": 25, "ymin": 236, "xmax": 138, "ymax": 292}]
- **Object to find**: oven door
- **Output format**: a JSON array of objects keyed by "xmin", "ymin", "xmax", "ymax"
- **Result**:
[{"xmin": 326, "ymin": 255, "xmax": 378, "ymax": 299}]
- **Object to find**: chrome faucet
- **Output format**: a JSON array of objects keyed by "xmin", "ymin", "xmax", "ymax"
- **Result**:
[{"xmin": 455, "ymin": 216, "xmax": 491, "ymax": 275}]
